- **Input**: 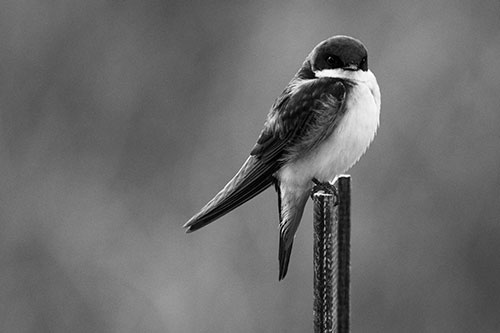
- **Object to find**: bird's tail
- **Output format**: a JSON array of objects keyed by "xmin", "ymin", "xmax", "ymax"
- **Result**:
[
  {"xmin": 183, "ymin": 156, "xmax": 277, "ymax": 233},
  {"xmin": 277, "ymin": 183, "xmax": 309, "ymax": 280}
]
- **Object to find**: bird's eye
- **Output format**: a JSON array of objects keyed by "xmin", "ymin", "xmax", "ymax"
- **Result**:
[
  {"xmin": 326, "ymin": 55, "xmax": 342, "ymax": 68},
  {"xmin": 360, "ymin": 57, "xmax": 368, "ymax": 70}
]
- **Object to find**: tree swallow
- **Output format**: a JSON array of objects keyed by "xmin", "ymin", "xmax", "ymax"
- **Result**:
[{"xmin": 184, "ymin": 35, "xmax": 381, "ymax": 280}]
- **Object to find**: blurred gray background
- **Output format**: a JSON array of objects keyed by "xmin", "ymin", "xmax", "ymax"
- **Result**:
[{"xmin": 1, "ymin": 0, "xmax": 500, "ymax": 332}]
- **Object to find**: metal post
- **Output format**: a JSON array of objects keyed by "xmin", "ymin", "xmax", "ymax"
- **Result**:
[{"xmin": 312, "ymin": 176, "xmax": 351, "ymax": 333}]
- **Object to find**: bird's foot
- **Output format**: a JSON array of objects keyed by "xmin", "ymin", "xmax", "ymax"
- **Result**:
[{"xmin": 311, "ymin": 178, "xmax": 338, "ymax": 205}]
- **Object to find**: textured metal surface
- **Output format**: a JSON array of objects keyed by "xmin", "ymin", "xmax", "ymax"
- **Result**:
[
  {"xmin": 313, "ymin": 191, "xmax": 336, "ymax": 333},
  {"xmin": 312, "ymin": 176, "xmax": 350, "ymax": 333},
  {"xmin": 336, "ymin": 176, "xmax": 351, "ymax": 333}
]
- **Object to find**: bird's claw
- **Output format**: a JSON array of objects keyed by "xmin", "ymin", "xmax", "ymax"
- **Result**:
[{"xmin": 311, "ymin": 178, "xmax": 338, "ymax": 205}]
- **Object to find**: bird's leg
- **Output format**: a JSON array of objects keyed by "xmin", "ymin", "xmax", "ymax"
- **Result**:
[{"xmin": 311, "ymin": 178, "xmax": 338, "ymax": 205}]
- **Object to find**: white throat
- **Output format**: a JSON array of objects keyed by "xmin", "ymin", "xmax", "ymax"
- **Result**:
[{"xmin": 313, "ymin": 68, "xmax": 381, "ymax": 110}]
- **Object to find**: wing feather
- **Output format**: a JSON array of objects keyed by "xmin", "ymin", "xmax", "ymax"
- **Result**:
[{"xmin": 184, "ymin": 77, "xmax": 347, "ymax": 234}]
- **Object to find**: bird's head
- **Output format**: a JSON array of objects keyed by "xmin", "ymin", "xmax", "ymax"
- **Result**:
[{"xmin": 297, "ymin": 36, "xmax": 368, "ymax": 79}]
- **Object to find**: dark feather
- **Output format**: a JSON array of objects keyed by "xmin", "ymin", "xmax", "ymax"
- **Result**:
[
  {"xmin": 275, "ymin": 181, "xmax": 292, "ymax": 280},
  {"xmin": 277, "ymin": 186, "xmax": 310, "ymax": 280},
  {"xmin": 279, "ymin": 238, "xmax": 293, "ymax": 281},
  {"xmin": 251, "ymin": 78, "xmax": 348, "ymax": 163},
  {"xmin": 184, "ymin": 156, "xmax": 278, "ymax": 232}
]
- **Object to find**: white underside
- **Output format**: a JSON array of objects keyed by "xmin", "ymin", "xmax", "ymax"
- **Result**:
[{"xmin": 278, "ymin": 69, "xmax": 381, "ymax": 192}]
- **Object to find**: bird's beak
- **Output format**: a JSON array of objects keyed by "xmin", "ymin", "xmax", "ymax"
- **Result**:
[{"xmin": 343, "ymin": 63, "xmax": 358, "ymax": 71}]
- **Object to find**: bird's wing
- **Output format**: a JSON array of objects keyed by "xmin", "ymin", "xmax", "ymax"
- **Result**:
[
  {"xmin": 250, "ymin": 78, "xmax": 348, "ymax": 162},
  {"xmin": 184, "ymin": 78, "xmax": 347, "ymax": 233},
  {"xmin": 184, "ymin": 155, "xmax": 278, "ymax": 232}
]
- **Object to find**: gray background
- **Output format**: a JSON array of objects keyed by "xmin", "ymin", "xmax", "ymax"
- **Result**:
[{"xmin": 1, "ymin": 1, "xmax": 500, "ymax": 332}]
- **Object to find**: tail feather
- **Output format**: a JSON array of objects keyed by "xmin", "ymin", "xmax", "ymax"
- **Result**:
[
  {"xmin": 279, "ymin": 237, "xmax": 294, "ymax": 280},
  {"xmin": 184, "ymin": 156, "xmax": 277, "ymax": 232},
  {"xmin": 277, "ymin": 183, "xmax": 309, "ymax": 280}
]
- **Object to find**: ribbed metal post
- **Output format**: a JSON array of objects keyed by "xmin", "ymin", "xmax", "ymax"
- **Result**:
[{"xmin": 312, "ymin": 176, "xmax": 351, "ymax": 333}]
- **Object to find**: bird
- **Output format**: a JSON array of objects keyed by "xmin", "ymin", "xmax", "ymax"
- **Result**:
[{"xmin": 184, "ymin": 35, "xmax": 381, "ymax": 280}]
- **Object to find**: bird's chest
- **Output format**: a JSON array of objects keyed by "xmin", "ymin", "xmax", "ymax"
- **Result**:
[
  {"xmin": 279, "ymin": 81, "xmax": 380, "ymax": 185},
  {"xmin": 316, "ymin": 83, "xmax": 379, "ymax": 177}
]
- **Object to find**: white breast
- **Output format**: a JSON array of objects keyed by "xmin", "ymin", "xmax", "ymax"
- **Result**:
[{"xmin": 279, "ymin": 69, "xmax": 380, "ymax": 186}]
